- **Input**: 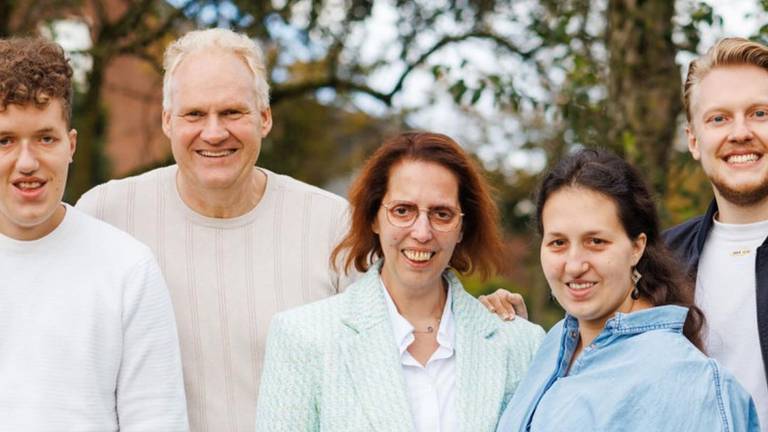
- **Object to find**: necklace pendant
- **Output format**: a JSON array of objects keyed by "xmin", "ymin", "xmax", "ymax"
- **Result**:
[
  {"xmin": 426, "ymin": 326, "xmax": 434, "ymax": 333},
  {"xmin": 731, "ymin": 248, "xmax": 751, "ymax": 257}
]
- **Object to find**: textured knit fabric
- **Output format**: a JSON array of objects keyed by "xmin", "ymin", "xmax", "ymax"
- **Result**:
[
  {"xmin": 255, "ymin": 261, "xmax": 545, "ymax": 432},
  {"xmin": 76, "ymin": 165, "xmax": 351, "ymax": 432},
  {"xmin": 496, "ymin": 306, "xmax": 760, "ymax": 432},
  {"xmin": 0, "ymin": 205, "xmax": 188, "ymax": 432}
]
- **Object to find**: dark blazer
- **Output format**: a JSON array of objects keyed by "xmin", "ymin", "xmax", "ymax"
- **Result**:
[{"xmin": 663, "ymin": 200, "xmax": 768, "ymax": 389}]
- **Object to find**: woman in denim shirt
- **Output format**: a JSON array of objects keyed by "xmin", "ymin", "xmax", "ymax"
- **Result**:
[{"xmin": 497, "ymin": 149, "xmax": 759, "ymax": 431}]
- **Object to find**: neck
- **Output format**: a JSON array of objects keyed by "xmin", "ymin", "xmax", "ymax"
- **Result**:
[
  {"xmin": 176, "ymin": 168, "xmax": 266, "ymax": 218},
  {"xmin": 576, "ymin": 293, "xmax": 653, "ymax": 349},
  {"xmin": 713, "ymin": 192, "xmax": 768, "ymax": 224},
  {"xmin": 385, "ymin": 279, "xmax": 447, "ymax": 322},
  {"xmin": 0, "ymin": 204, "xmax": 66, "ymax": 241}
]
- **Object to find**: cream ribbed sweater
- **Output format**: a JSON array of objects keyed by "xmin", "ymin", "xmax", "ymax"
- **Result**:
[
  {"xmin": 0, "ymin": 206, "xmax": 188, "ymax": 431},
  {"xmin": 76, "ymin": 165, "xmax": 351, "ymax": 432}
]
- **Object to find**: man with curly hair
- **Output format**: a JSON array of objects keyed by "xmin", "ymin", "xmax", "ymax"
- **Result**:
[{"xmin": 0, "ymin": 37, "xmax": 189, "ymax": 431}]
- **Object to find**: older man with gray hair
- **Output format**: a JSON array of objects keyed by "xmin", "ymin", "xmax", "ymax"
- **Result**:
[{"xmin": 77, "ymin": 28, "xmax": 351, "ymax": 431}]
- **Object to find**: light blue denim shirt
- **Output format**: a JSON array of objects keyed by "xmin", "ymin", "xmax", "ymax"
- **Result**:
[{"xmin": 496, "ymin": 305, "xmax": 760, "ymax": 432}]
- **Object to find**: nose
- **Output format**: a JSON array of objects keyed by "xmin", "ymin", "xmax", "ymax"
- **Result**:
[
  {"xmin": 409, "ymin": 211, "xmax": 434, "ymax": 242},
  {"xmin": 563, "ymin": 247, "xmax": 589, "ymax": 276},
  {"xmin": 200, "ymin": 115, "xmax": 230, "ymax": 144},
  {"xmin": 16, "ymin": 142, "xmax": 39, "ymax": 174},
  {"xmin": 728, "ymin": 116, "xmax": 754, "ymax": 143}
]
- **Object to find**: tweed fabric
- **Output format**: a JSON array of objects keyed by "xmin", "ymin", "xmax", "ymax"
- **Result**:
[{"xmin": 256, "ymin": 262, "xmax": 545, "ymax": 431}]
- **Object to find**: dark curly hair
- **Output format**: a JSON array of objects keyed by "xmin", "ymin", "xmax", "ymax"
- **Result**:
[
  {"xmin": 0, "ymin": 37, "xmax": 73, "ymax": 123},
  {"xmin": 535, "ymin": 148, "xmax": 705, "ymax": 351}
]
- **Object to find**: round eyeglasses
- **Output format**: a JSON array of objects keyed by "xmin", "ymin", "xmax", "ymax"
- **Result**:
[{"xmin": 381, "ymin": 201, "xmax": 464, "ymax": 232}]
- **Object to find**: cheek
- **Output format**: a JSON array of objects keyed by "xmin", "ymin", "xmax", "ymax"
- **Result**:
[{"xmin": 539, "ymin": 251, "xmax": 561, "ymax": 282}]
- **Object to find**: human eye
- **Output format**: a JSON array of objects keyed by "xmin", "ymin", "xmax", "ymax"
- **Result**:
[
  {"xmin": 707, "ymin": 113, "xmax": 727, "ymax": 125},
  {"xmin": 547, "ymin": 238, "xmax": 567, "ymax": 249},
  {"xmin": 40, "ymin": 135, "xmax": 58, "ymax": 145},
  {"xmin": 183, "ymin": 110, "xmax": 204, "ymax": 120},
  {"xmin": 222, "ymin": 109, "xmax": 245, "ymax": 119},
  {"xmin": 0, "ymin": 136, "xmax": 12, "ymax": 147},
  {"xmin": 753, "ymin": 109, "xmax": 768, "ymax": 119},
  {"xmin": 391, "ymin": 203, "xmax": 415, "ymax": 217},
  {"xmin": 430, "ymin": 207, "xmax": 456, "ymax": 222},
  {"xmin": 587, "ymin": 237, "xmax": 608, "ymax": 247}
]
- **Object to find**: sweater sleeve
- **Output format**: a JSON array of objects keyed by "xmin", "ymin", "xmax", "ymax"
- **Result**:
[
  {"xmin": 255, "ymin": 312, "xmax": 320, "ymax": 431},
  {"xmin": 116, "ymin": 253, "xmax": 189, "ymax": 432}
]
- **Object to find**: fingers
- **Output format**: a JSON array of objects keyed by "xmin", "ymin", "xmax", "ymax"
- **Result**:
[
  {"xmin": 479, "ymin": 289, "xmax": 516, "ymax": 320},
  {"xmin": 506, "ymin": 292, "xmax": 529, "ymax": 320}
]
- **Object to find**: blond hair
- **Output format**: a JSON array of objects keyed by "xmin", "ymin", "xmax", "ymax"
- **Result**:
[
  {"xmin": 162, "ymin": 28, "xmax": 270, "ymax": 111},
  {"xmin": 684, "ymin": 37, "xmax": 768, "ymax": 122}
]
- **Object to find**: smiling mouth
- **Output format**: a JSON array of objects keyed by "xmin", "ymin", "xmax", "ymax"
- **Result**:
[
  {"xmin": 13, "ymin": 180, "xmax": 45, "ymax": 191},
  {"xmin": 725, "ymin": 153, "xmax": 761, "ymax": 165},
  {"xmin": 566, "ymin": 281, "xmax": 596, "ymax": 290},
  {"xmin": 402, "ymin": 249, "xmax": 435, "ymax": 262},
  {"xmin": 197, "ymin": 149, "xmax": 236, "ymax": 158}
]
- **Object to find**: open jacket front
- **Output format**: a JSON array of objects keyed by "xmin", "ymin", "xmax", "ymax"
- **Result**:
[
  {"xmin": 255, "ymin": 261, "xmax": 543, "ymax": 431},
  {"xmin": 664, "ymin": 200, "xmax": 768, "ymax": 390}
]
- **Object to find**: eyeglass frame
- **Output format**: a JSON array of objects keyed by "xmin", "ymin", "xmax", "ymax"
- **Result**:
[{"xmin": 380, "ymin": 201, "xmax": 464, "ymax": 232}]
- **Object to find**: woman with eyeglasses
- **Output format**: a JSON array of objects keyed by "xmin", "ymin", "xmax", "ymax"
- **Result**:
[{"xmin": 255, "ymin": 132, "xmax": 544, "ymax": 431}]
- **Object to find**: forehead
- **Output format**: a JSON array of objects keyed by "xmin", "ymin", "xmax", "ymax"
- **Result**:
[
  {"xmin": 168, "ymin": 50, "xmax": 257, "ymax": 109},
  {"xmin": 0, "ymin": 100, "xmax": 69, "ymax": 131},
  {"xmin": 690, "ymin": 64, "xmax": 768, "ymax": 116},
  {"xmin": 542, "ymin": 187, "xmax": 624, "ymax": 234},
  {"xmin": 384, "ymin": 159, "xmax": 459, "ymax": 204}
]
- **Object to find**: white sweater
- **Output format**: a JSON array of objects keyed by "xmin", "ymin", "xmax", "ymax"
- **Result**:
[
  {"xmin": 76, "ymin": 165, "xmax": 352, "ymax": 432},
  {"xmin": 0, "ymin": 205, "xmax": 188, "ymax": 432}
]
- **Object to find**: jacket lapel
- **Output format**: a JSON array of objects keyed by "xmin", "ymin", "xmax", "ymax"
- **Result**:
[
  {"xmin": 339, "ymin": 265, "xmax": 414, "ymax": 432},
  {"xmin": 449, "ymin": 273, "xmax": 507, "ymax": 432}
]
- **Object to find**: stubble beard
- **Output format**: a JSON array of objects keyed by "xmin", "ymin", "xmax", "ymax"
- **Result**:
[{"xmin": 710, "ymin": 172, "xmax": 768, "ymax": 207}]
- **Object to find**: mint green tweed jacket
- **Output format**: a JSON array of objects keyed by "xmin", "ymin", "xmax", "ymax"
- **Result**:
[{"xmin": 255, "ymin": 263, "xmax": 544, "ymax": 431}]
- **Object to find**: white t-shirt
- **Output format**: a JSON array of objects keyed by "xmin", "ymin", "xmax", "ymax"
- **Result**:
[
  {"xmin": 0, "ymin": 205, "xmax": 188, "ymax": 431},
  {"xmin": 381, "ymin": 279, "xmax": 457, "ymax": 432},
  {"xmin": 696, "ymin": 216, "xmax": 768, "ymax": 429}
]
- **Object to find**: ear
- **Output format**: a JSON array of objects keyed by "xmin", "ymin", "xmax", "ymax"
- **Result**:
[
  {"xmin": 631, "ymin": 233, "xmax": 647, "ymax": 266},
  {"xmin": 162, "ymin": 110, "xmax": 172, "ymax": 138},
  {"xmin": 372, "ymin": 217, "xmax": 380, "ymax": 235},
  {"xmin": 686, "ymin": 125, "xmax": 701, "ymax": 160},
  {"xmin": 457, "ymin": 228, "xmax": 463, "ymax": 244},
  {"xmin": 260, "ymin": 107, "xmax": 273, "ymax": 137},
  {"xmin": 67, "ymin": 129, "xmax": 77, "ymax": 163}
]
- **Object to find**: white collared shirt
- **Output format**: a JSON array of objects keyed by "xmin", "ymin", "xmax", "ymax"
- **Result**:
[{"xmin": 381, "ymin": 279, "xmax": 458, "ymax": 432}]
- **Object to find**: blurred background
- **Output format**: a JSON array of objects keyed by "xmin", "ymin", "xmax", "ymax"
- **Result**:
[{"xmin": 3, "ymin": 0, "xmax": 764, "ymax": 328}]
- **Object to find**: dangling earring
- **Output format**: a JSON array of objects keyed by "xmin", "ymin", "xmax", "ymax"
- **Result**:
[{"xmin": 630, "ymin": 267, "xmax": 642, "ymax": 300}]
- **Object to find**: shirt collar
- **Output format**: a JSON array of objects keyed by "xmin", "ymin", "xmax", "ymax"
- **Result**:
[
  {"xmin": 380, "ymin": 276, "xmax": 456, "ymax": 356},
  {"xmin": 564, "ymin": 304, "xmax": 689, "ymax": 336}
]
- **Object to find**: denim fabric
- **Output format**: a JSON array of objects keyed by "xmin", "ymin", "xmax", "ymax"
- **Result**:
[{"xmin": 496, "ymin": 305, "xmax": 760, "ymax": 432}]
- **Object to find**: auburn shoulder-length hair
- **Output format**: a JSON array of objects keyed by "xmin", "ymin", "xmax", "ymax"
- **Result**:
[{"xmin": 331, "ymin": 131, "xmax": 505, "ymax": 280}]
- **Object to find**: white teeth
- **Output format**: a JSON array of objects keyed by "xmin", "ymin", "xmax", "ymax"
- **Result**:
[
  {"xmin": 198, "ymin": 150, "xmax": 235, "ymax": 158},
  {"xmin": 17, "ymin": 182, "xmax": 42, "ymax": 189},
  {"xmin": 727, "ymin": 153, "xmax": 759, "ymax": 164},
  {"xmin": 568, "ymin": 282, "xmax": 594, "ymax": 290},
  {"xmin": 403, "ymin": 250, "xmax": 432, "ymax": 262}
]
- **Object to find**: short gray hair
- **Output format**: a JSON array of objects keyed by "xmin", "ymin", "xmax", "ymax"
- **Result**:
[{"xmin": 162, "ymin": 28, "xmax": 270, "ymax": 111}]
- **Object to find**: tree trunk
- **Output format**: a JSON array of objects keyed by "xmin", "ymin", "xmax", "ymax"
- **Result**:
[
  {"xmin": 606, "ymin": 0, "xmax": 681, "ymax": 195},
  {"xmin": 67, "ymin": 55, "xmax": 107, "ymax": 202},
  {"xmin": 0, "ymin": 0, "xmax": 14, "ymax": 37}
]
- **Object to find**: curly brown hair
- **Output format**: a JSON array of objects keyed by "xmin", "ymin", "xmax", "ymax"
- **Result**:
[
  {"xmin": 331, "ymin": 131, "xmax": 506, "ymax": 280},
  {"xmin": 0, "ymin": 37, "xmax": 73, "ymax": 122}
]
